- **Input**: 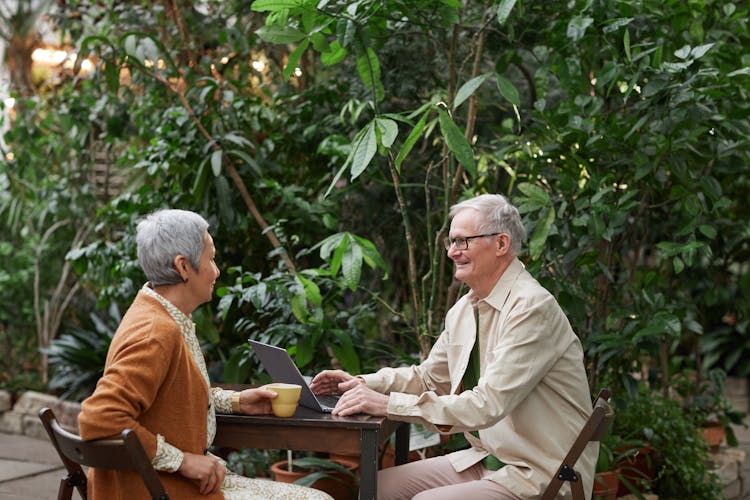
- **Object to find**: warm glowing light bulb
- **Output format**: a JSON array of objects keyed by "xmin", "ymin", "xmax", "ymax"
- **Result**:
[{"xmin": 252, "ymin": 60, "xmax": 266, "ymax": 72}]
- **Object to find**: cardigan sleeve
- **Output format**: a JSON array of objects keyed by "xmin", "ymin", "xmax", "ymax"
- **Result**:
[{"xmin": 78, "ymin": 324, "xmax": 177, "ymax": 460}]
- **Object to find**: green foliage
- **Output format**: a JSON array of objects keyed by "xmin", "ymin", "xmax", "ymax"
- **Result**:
[
  {"xmin": 674, "ymin": 368, "xmax": 747, "ymax": 447},
  {"xmin": 289, "ymin": 456, "xmax": 357, "ymax": 489},
  {"xmin": 217, "ymin": 231, "xmax": 388, "ymax": 380},
  {"xmin": 1, "ymin": 6, "xmax": 747, "ymax": 487},
  {"xmin": 44, "ymin": 303, "xmax": 119, "ymax": 401},
  {"xmin": 224, "ymin": 448, "xmax": 282, "ymax": 478},
  {"xmin": 611, "ymin": 387, "xmax": 723, "ymax": 498},
  {"xmin": 504, "ymin": 0, "xmax": 750, "ymax": 397}
]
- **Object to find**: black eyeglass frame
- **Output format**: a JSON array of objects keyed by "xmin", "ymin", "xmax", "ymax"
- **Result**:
[{"xmin": 443, "ymin": 232, "xmax": 501, "ymax": 251}]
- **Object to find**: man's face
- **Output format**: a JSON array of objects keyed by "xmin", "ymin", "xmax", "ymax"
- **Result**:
[{"xmin": 447, "ymin": 208, "xmax": 500, "ymax": 294}]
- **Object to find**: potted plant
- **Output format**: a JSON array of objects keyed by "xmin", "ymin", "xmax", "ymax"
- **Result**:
[
  {"xmin": 611, "ymin": 386, "xmax": 723, "ymax": 498},
  {"xmin": 224, "ymin": 448, "xmax": 283, "ymax": 479},
  {"xmin": 271, "ymin": 453, "xmax": 359, "ymax": 500},
  {"xmin": 678, "ymin": 368, "xmax": 747, "ymax": 451},
  {"xmin": 593, "ymin": 439, "xmax": 620, "ymax": 500}
]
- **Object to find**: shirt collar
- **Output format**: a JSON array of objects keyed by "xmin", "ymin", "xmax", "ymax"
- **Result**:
[
  {"xmin": 141, "ymin": 282, "xmax": 194, "ymax": 331},
  {"xmin": 468, "ymin": 258, "xmax": 525, "ymax": 312}
]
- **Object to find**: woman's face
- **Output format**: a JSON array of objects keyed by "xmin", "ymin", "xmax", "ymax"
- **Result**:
[{"xmin": 187, "ymin": 231, "xmax": 220, "ymax": 305}]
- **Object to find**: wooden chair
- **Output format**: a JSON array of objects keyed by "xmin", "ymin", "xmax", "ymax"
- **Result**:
[
  {"xmin": 38, "ymin": 407, "xmax": 169, "ymax": 500},
  {"xmin": 540, "ymin": 389, "xmax": 614, "ymax": 500}
]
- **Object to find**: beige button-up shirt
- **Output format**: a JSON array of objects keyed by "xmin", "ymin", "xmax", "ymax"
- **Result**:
[{"xmin": 361, "ymin": 259, "xmax": 597, "ymax": 498}]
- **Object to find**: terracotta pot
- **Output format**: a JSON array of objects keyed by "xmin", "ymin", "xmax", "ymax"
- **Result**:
[
  {"xmin": 700, "ymin": 421, "xmax": 725, "ymax": 451},
  {"xmin": 592, "ymin": 471, "xmax": 619, "ymax": 500},
  {"xmin": 271, "ymin": 456, "xmax": 359, "ymax": 500},
  {"xmin": 615, "ymin": 445, "xmax": 655, "ymax": 496}
]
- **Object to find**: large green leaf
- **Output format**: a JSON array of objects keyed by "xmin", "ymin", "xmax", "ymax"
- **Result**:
[
  {"xmin": 350, "ymin": 121, "xmax": 377, "ymax": 180},
  {"xmin": 496, "ymin": 0, "xmax": 517, "ymax": 25},
  {"xmin": 330, "ymin": 331, "xmax": 361, "ymax": 373},
  {"xmin": 321, "ymin": 40, "xmax": 347, "ymax": 66},
  {"xmin": 453, "ymin": 73, "xmax": 491, "ymax": 110},
  {"xmin": 567, "ymin": 15, "xmax": 593, "ymax": 41},
  {"xmin": 437, "ymin": 107, "xmax": 476, "ymax": 176},
  {"xmin": 283, "ymin": 39, "xmax": 310, "ymax": 80},
  {"xmin": 122, "ymin": 32, "xmax": 161, "ymax": 64},
  {"xmin": 375, "ymin": 117, "xmax": 398, "ymax": 148},
  {"xmin": 495, "ymin": 75, "xmax": 520, "ymax": 106},
  {"xmin": 356, "ymin": 47, "xmax": 384, "ymax": 102},
  {"xmin": 341, "ymin": 244, "xmax": 362, "ymax": 291},
  {"xmin": 517, "ymin": 182, "xmax": 551, "ymax": 208},
  {"xmin": 210, "ymin": 150, "xmax": 222, "ymax": 176},
  {"xmin": 528, "ymin": 206, "xmax": 555, "ymax": 260},
  {"xmin": 251, "ymin": 0, "xmax": 303, "ymax": 12},
  {"xmin": 395, "ymin": 111, "xmax": 429, "ymax": 172},
  {"xmin": 352, "ymin": 234, "xmax": 388, "ymax": 275},
  {"xmin": 296, "ymin": 274, "xmax": 322, "ymax": 308},
  {"xmin": 256, "ymin": 25, "xmax": 306, "ymax": 43}
]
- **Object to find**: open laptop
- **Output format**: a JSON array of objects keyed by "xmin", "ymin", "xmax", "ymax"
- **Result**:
[{"xmin": 248, "ymin": 339, "xmax": 341, "ymax": 413}]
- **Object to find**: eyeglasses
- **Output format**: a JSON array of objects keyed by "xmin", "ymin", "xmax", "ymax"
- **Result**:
[{"xmin": 443, "ymin": 232, "xmax": 500, "ymax": 251}]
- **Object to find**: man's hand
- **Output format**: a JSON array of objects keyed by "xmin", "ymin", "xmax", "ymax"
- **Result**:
[
  {"xmin": 238, "ymin": 387, "xmax": 277, "ymax": 415},
  {"xmin": 332, "ymin": 383, "xmax": 389, "ymax": 417},
  {"xmin": 310, "ymin": 369, "xmax": 363, "ymax": 395},
  {"xmin": 178, "ymin": 452, "xmax": 226, "ymax": 495}
]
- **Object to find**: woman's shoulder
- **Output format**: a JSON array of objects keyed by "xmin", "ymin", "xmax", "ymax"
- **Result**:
[{"xmin": 113, "ymin": 292, "xmax": 183, "ymax": 350}]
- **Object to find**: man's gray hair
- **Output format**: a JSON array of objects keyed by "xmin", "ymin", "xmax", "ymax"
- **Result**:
[
  {"xmin": 450, "ymin": 194, "xmax": 527, "ymax": 256},
  {"xmin": 136, "ymin": 209, "xmax": 210, "ymax": 286}
]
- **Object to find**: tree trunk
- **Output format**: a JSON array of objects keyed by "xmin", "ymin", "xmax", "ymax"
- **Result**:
[{"xmin": 7, "ymin": 34, "xmax": 37, "ymax": 96}]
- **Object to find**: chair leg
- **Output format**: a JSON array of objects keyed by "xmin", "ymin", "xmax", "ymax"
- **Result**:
[
  {"xmin": 571, "ymin": 478, "xmax": 585, "ymax": 500},
  {"xmin": 58, "ymin": 470, "xmax": 87, "ymax": 500},
  {"xmin": 58, "ymin": 477, "xmax": 73, "ymax": 500}
]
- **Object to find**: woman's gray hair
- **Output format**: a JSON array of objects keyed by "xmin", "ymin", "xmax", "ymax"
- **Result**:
[
  {"xmin": 450, "ymin": 194, "xmax": 527, "ymax": 256},
  {"xmin": 136, "ymin": 209, "xmax": 210, "ymax": 286}
]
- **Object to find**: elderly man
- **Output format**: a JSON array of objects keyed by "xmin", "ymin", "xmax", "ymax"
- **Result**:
[{"xmin": 311, "ymin": 194, "xmax": 595, "ymax": 499}]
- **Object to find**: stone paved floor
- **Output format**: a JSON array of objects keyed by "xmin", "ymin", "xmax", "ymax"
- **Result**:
[
  {"xmin": 732, "ymin": 417, "xmax": 750, "ymax": 499},
  {"xmin": 0, "ymin": 432, "xmax": 63, "ymax": 499}
]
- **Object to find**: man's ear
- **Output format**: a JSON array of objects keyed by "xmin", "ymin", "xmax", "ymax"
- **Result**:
[{"xmin": 496, "ymin": 234, "xmax": 511, "ymax": 256}]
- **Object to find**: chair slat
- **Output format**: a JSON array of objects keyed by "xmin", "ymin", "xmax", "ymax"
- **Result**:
[
  {"xmin": 39, "ymin": 407, "xmax": 169, "ymax": 500},
  {"xmin": 539, "ymin": 389, "xmax": 614, "ymax": 500}
]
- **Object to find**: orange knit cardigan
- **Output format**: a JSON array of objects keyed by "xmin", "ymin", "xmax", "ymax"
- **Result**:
[{"xmin": 78, "ymin": 291, "xmax": 223, "ymax": 499}]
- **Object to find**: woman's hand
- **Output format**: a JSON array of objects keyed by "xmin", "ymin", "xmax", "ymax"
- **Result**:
[
  {"xmin": 179, "ymin": 452, "xmax": 226, "ymax": 495},
  {"xmin": 310, "ymin": 369, "xmax": 364, "ymax": 395},
  {"xmin": 237, "ymin": 387, "xmax": 277, "ymax": 415}
]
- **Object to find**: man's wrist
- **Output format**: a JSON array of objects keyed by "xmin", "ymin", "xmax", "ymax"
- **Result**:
[{"xmin": 231, "ymin": 392, "xmax": 242, "ymax": 413}]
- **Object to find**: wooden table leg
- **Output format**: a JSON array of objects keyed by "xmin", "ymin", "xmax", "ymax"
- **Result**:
[
  {"xmin": 359, "ymin": 427, "xmax": 378, "ymax": 500},
  {"xmin": 394, "ymin": 422, "xmax": 409, "ymax": 465}
]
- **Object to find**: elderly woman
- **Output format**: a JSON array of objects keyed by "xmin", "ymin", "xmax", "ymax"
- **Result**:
[{"xmin": 78, "ymin": 209, "xmax": 330, "ymax": 500}]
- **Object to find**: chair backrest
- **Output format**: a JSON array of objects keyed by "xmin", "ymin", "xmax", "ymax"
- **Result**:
[
  {"xmin": 540, "ymin": 389, "xmax": 614, "ymax": 500},
  {"xmin": 38, "ymin": 407, "xmax": 169, "ymax": 500}
]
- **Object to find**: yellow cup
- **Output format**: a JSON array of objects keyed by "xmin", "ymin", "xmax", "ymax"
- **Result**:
[{"xmin": 264, "ymin": 383, "xmax": 302, "ymax": 417}]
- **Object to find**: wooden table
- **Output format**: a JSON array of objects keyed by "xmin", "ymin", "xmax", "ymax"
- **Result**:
[{"xmin": 214, "ymin": 405, "xmax": 410, "ymax": 500}]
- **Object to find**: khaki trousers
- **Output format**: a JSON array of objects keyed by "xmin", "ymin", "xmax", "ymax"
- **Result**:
[{"xmin": 377, "ymin": 455, "xmax": 521, "ymax": 500}]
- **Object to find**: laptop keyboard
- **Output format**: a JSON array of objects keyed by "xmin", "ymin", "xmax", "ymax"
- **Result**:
[{"xmin": 317, "ymin": 394, "xmax": 341, "ymax": 408}]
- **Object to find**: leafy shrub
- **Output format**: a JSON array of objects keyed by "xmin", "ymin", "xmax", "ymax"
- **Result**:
[
  {"xmin": 612, "ymin": 387, "xmax": 722, "ymax": 498},
  {"xmin": 44, "ymin": 304, "xmax": 119, "ymax": 401}
]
